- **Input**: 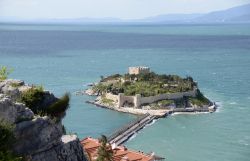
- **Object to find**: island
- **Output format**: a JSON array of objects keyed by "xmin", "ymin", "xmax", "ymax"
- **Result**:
[{"xmin": 85, "ymin": 66, "xmax": 216, "ymax": 117}]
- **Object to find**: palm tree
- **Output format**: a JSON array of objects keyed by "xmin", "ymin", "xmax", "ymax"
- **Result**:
[{"xmin": 96, "ymin": 135, "xmax": 113, "ymax": 161}]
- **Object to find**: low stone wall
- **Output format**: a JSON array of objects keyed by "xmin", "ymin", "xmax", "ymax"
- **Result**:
[
  {"xmin": 140, "ymin": 89, "xmax": 197, "ymax": 106},
  {"xmin": 115, "ymin": 89, "xmax": 197, "ymax": 108},
  {"xmin": 118, "ymin": 93, "xmax": 134, "ymax": 107},
  {"xmin": 103, "ymin": 89, "xmax": 197, "ymax": 108}
]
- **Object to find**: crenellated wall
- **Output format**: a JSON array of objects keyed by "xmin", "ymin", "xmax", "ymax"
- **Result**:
[
  {"xmin": 118, "ymin": 93, "xmax": 134, "ymax": 107},
  {"xmin": 104, "ymin": 89, "xmax": 197, "ymax": 108},
  {"xmin": 140, "ymin": 89, "xmax": 197, "ymax": 106}
]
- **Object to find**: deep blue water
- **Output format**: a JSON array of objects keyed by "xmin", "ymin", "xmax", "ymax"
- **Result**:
[{"xmin": 0, "ymin": 24, "xmax": 250, "ymax": 161}]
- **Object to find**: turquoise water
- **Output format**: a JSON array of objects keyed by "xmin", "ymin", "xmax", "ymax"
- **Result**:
[{"xmin": 0, "ymin": 24, "xmax": 250, "ymax": 161}]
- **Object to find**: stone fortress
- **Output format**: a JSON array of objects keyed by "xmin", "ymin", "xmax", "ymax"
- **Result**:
[
  {"xmin": 105, "ymin": 66, "xmax": 198, "ymax": 108},
  {"xmin": 128, "ymin": 66, "xmax": 150, "ymax": 75}
]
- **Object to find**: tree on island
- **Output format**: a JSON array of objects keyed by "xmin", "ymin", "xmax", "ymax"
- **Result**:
[{"xmin": 97, "ymin": 135, "xmax": 113, "ymax": 161}]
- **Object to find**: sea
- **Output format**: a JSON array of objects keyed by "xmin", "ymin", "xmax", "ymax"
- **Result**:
[{"xmin": 0, "ymin": 23, "xmax": 250, "ymax": 161}]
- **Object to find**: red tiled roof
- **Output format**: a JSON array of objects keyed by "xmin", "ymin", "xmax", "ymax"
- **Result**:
[{"xmin": 81, "ymin": 137, "xmax": 154, "ymax": 161}]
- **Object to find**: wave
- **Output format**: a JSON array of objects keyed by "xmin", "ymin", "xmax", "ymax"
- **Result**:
[
  {"xmin": 145, "ymin": 119, "xmax": 157, "ymax": 127},
  {"xmin": 127, "ymin": 133, "xmax": 137, "ymax": 142},
  {"xmin": 172, "ymin": 112, "xmax": 209, "ymax": 116},
  {"xmin": 229, "ymin": 102, "xmax": 237, "ymax": 105},
  {"xmin": 214, "ymin": 101, "xmax": 222, "ymax": 113},
  {"xmin": 127, "ymin": 119, "xmax": 157, "ymax": 143}
]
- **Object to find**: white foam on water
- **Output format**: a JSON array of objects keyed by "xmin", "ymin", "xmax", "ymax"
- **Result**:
[
  {"xmin": 229, "ymin": 102, "xmax": 237, "ymax": 105},
  {"xmin": 172, "ymin": 111, "xmax": 211, "ymax": 116},
  {"xmin": 127, "ymin": 119, "xmax": 157, "ymax": 143},
  {"xmin": 127, "ymin": 133, "xmax": 137, "ymax": 142},
  {"xmin": 145, "ymin": 119, "xmax": 157, "ymax": 127},
  {"xmin": 238, "ymin": 139, "xmax": 249, "ymax": 146},
  {"xmin": 214, "ymin": 101, "xmax": 222, "ymax": 113}
]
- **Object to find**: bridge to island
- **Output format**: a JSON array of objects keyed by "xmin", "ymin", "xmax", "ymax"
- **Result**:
[
  {"xmin": 106, "ymin": 105, "xmax": 216, "ymax": 146},
  {"xmin": 87, "ymin": 99, "xmax": 216, "ymax": 146},
  {"xmin": 107, "ymin": 113, "xmax": 156, "ymax": 146}
]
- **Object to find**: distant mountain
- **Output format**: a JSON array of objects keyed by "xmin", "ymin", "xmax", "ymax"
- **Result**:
[
  {"xmin": 139, "ymin": 3, "xmax": 250, "ymax": 23},
  {"xmin": 1, "ymin": 3, "xmax": 250, "ymax": 24},
  {"xmin": 192, "ymin": 3, "xmax": 250, "ymax": 23},
  {"xmin": 137, "ymin": 14, "xmax": 203, "ymax": 23}
]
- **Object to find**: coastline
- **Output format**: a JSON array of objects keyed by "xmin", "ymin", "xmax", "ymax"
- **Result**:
[
  {"xmin": 83, "ymin": 86, "xmax": 217, "ymax": 117},
  {"xmin": 86, "ymin": 100, "xmax": 217, "ymax": 117}
]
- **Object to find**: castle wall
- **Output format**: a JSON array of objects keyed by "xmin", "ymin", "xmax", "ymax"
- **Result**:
[
  {"xmin": 117, "ymin": 89, "xmax": 197, "ymax": 108},
  {"xmin": 140, "ymin": 89, "xmax": 197, "ymax": 106},
  {"xmin": 105, "ymin": 89, "xmax": 197, "ymax": 108}
]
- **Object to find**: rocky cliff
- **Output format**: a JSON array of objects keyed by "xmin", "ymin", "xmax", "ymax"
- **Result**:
[{"xmin": 0, "ymin": 79, "xmax": 86, "ymax": 161}]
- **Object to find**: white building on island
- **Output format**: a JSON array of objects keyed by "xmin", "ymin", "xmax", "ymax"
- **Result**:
[{"xmin": 128, "ymin": 66, "xmax": 150, "ymax": 75}]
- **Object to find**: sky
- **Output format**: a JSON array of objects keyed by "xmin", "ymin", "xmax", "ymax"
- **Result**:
[{"xmin": 0, "ymin": 0, "xmax": 250, "ymax": 20}]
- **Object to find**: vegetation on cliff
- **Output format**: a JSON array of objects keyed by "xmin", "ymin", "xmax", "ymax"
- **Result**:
[
  {"xmin": 0, "ymin": 75, "xmax": 84, "ymax": 161},
  {"xmin": 0, "ymin": 122, "xmax": 23, "ymax": 161},
  {"xmin": 20, "ymin": 86, "xmax": 70, "ymax": 118},
  {"xmin": 20, "ymin": 86, "xmax": 45, "ymax": 114},
  {"xmin": 47, "ymin": 93, "xmax": 70, "ymax": 117},
  {"xmin": 0, "ymin": 66, "xmax": 12, "ymax": 81},
  {"xmin": 188, "ymin": 89, "xmax": 210, "ymax": 106}
]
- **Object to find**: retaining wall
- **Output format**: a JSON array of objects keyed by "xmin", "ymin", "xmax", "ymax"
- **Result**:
[{"xmin": 105, "ymin": 89, "xmax": 197, "ymax": 108}]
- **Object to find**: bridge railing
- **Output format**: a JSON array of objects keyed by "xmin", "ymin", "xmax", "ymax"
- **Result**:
[{"xmin": 107, "ymin": 113, "xmax": 150, "ymax": 142}]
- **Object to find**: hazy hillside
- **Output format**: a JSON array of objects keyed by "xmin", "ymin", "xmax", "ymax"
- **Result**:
[
  {"xmin": 1, "ymin": 3, "xmax": 249, "ymax": 24},
  {"xmin": 193, "ymin": 3, "xmax": 250, "ymax": 23}
]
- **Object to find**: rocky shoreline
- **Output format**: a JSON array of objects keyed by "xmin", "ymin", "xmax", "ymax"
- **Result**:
[
  {"xmin": 0, "ymin": 79, "xmax": 86, "ymax": 161},
  {"xmin": 84, "ymin": 88, "xmax": 217, "ymax": 117},
  {"xmin": 86, "ymin": 99, "xmax": 217, "ymax": 117}
]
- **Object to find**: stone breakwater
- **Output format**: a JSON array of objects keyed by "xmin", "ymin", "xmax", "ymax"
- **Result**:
[{"xmin": 0, "ymin": 79, "xmax": 86, "ymax": 161}]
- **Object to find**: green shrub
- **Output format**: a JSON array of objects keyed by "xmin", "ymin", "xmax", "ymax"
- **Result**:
[
  {"xmin": 0, "ymin": 122, "xmax": 15, "ymax": 151},
  {"xmin": 189, "ymin": 90, "xmax": 210, "ymax": 106},
  {"xmin": 0, "ymin": 151, "xmax": 24, "ymax": 161},
  {"xmin": 0, "ymin": 121, "xmax": 23, "ymax": 161},
  {"xmin": 20, "ymin": 86, "xmax": 45, "ymax": 114},
  {"xmin": 149, "ymin": 103, "xmax": 161, "ymax": 109},
  {"xmin": 46, "ymin": 93, "xmax": 70, "ymax": 117},
  {"xmin": 10, "ymin": 82, "xmax": 22, "ymax": 88},
  {"xmin": 158, "ymin": 99, "xmax": 174, "ymax": 106},
  {"xmin": 101, "ymin": 74, "xmax": 121, "ymax": 82},
  {"xmin": 174, "ymin": 98, "xmax": 186, "ymax": 108},
  {"xmin": 20, "ymin": 86, "xmax": 70, "ymax": 118},
  {"xmin": 0, "ymin": 66, "xmax": 13, "ymax": 81},
  {"xmin": 101, "ymin": 97, "xmax": 114, "ymax": 106},
  {"xmin": 92, "ymin": 83, "xmax": 109, "ymax": 94}
]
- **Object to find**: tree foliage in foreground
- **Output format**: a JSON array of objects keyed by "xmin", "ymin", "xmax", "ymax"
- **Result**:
[{"xmin": 97, "ymin": 135, "xmax": 113, "ymax": 161}]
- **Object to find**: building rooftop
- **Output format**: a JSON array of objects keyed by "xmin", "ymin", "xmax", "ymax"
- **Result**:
[
  {"xmin": 81, "ymin": 137, "xmax": 163, "ymax": 161},
  {"xmin": 129, "ymin": 66, "xmax": 149, "ymax": 69}
]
